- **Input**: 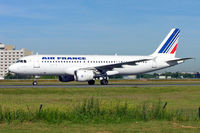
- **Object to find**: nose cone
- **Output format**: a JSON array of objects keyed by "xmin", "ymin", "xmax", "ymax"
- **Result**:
[{"xmin": 8, "ymin": 64, "xmax": 17, "ymax": 73}]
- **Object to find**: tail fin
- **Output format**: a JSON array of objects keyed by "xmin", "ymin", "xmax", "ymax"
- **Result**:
[{"xmin": 152, "ymin": 28, "xmax": 180, "ymax": 58}]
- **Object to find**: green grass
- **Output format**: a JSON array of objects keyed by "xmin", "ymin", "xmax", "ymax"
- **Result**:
[
  {"xmin": 1, "ymin": 86, "xmax": 200, "ymax": 110},
  {"xmin": 0, "ymin": 121, "xmax": 200, "ymax": 133},
  {"xmin": 0, "ymin": 98, "xmax": 198, "ymax": 124},
  {"xmin": 0, "ymin": 81, "xmax": 200, "ymax": 132}
]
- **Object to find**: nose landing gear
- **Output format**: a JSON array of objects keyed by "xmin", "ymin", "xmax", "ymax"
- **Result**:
[
  {"xmin": 32, "ymin": 76, "xmax": 39, "ymax": 85},
  {"xmin": 32, "ymin": 80, "xmax": 38, "ymax": 85}
]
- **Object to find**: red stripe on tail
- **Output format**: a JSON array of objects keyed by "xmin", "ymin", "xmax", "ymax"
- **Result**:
[{"xmin": 170, "ymin": 44, "xmax": 178, "ymax": 54}]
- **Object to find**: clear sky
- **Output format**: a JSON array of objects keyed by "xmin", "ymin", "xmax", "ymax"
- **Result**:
[{"xmin": 0, "ymin": 0, "xmax": 199, "ymax": 72}]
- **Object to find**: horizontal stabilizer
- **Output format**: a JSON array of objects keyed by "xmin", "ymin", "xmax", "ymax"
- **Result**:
[{"xmin": 167, "ymin": 58, "xmax": 193, "ymax": 64}]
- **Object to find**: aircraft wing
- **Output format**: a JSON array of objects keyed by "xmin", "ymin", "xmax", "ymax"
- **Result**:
[
  {"xmin": 93, "ymin": 58, "xmax": 152, "ymax": 71},
  {"xmin": 166, "ymin": 58, "xmax": 193, "ymax": 64}
]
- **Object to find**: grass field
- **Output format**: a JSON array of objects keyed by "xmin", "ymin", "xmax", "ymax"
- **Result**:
[{"xmin": 0, "ymin": 80, "xmax": 200, "ymax": 132}]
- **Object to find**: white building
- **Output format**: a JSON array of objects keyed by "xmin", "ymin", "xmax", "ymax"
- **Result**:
[
  {"xmin": 0, "ymin": 43, "xmax": 33, "ymax": 79},
  {"xmin": 158, "ymin": 76, "xmax": 166, "ymax": 79},
  {"xmin": 123, "ymin": 75, "xmax": 137, "ymax": 79}
]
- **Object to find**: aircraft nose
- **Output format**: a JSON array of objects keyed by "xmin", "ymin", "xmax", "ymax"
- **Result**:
[{"xmin": 8, "ymin": 64, "xmax": 17, "ymax": 73}]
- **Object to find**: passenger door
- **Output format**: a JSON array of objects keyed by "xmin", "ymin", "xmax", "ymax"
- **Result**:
[{"xmin": 33, "ymin": 59, "xmax": 40, "ymax": 69}]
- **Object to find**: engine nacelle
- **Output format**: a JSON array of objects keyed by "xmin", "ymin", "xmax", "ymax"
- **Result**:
[
  {"xmin": 74, "ymin": 70, "xmax": 95, "ymax": 82},
  {"xmin": 59, "ymin": 75, "xmax": 74, "ymax": 82}
]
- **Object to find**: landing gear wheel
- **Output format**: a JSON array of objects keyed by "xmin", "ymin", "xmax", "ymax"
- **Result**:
[
  {"xmin": 100, "ymin": 79, "xmax": 108, "ymax": 85},
  {"xmin": 88, "ymin": 80, "xmax": 95, "ymax": 85},
  {"xmin": 32, "ymin": 81, "xmax": 38, "ymax": 85}
]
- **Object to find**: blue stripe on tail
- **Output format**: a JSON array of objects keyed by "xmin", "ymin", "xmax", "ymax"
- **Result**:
[{"xmin": 165, "ymin": 33, "xmax": 180, "ymax": 53}]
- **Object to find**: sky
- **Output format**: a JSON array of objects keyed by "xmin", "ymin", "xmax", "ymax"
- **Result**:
[{"xmin": 0, "ymin": 0, "xmax": 199, "ymax": 72}]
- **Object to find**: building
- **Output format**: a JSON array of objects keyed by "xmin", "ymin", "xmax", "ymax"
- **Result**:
[
  {"xmin": 194, "ymin": 72, "xmax": 200, "ymax": 78},
  {"xmin": 158, "ymin": 75, "xmax": 166, "ymax": 79},
  {"xmin": 123, "ymin": 75, "xmax": 137, "ymax": 79},
  {"xmin": 0, "ymin": 43, "xmax": 33, "ymax": 79}
]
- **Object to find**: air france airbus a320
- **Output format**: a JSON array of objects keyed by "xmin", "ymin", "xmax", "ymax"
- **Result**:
[{"xmin": 9, "ymin": 28, "xmax": 192, "ymax": 85}]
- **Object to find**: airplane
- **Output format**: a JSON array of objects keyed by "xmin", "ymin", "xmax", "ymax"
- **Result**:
[{"xmin": 8, "ymin": 28, "xmax": 192, "ymax": 85}]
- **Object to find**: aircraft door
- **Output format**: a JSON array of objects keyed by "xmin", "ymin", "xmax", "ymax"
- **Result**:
[{"xmin": 33, "ymin": 59, "xmax": 40, "ymax": 68}]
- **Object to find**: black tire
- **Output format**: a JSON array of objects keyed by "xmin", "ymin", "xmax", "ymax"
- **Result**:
[
  {"xmin": 88, "ymin": 80, "xmax": 95, "ymax": 85},
  {"xmin": 32, "ymin": 81, "xmax": 38, "ymax": 85},
  {"xmin": 105, "ymin": 79, "xmax": 108, "ymax": 85},
  {"xmin": 100, "ymin": 79, "xmax": 108, "ymax": 85}
]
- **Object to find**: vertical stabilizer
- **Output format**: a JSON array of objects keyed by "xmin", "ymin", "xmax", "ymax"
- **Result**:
[{"xmin": 152, "ymin": 28, "xmax": 180, "ymax": 58}]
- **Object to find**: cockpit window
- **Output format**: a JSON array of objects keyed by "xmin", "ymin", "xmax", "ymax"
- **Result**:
[{"xmin": 16, "ymin": 60, "xmax": 27, "ymax": 63}]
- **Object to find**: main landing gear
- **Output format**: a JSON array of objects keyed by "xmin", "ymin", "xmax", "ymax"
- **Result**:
[
  {"xmin": 100, "ymin": 79, "xmax": 108, "ymax": 85},
  {"xmin": 87, "ymin": 78, "xmax": 108, "ymax": 85}
]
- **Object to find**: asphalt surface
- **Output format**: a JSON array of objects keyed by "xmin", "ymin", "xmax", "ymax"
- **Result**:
[{"xmin": 1, "ymin": 84, "xmax": 200, "ymax": 88}]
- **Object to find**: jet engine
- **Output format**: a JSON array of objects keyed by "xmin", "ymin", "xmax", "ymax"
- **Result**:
[
  {"xmin": 74, "ymin": 70, "xmax": 95, "ymax": 82},
  {"xmin": 59, "ymin": 75, "xmax": 74, "ymax": 82}
]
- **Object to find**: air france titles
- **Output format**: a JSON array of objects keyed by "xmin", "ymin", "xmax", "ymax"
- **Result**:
[{"xmin": 42, "ymin": 57, "xmax": 86, "ymax": 60}]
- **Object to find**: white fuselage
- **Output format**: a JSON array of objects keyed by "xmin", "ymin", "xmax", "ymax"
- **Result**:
[
  {"xmin": 9, "ymin": 54, "xmax": 174, "ymax": 76},
  {"xmin": 8, "ymin": 28, "xmax": 191, "ymax": 85}
]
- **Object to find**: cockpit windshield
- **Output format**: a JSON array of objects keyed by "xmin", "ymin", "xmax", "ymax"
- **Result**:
[{"xmin": 16, "ymin": 60, "xmax": 27, "ymax": 63}]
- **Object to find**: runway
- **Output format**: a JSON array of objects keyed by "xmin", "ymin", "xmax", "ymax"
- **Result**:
[{"xmin": 1, "ymin": 83, "xmax": 200, "ymax": 88}]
